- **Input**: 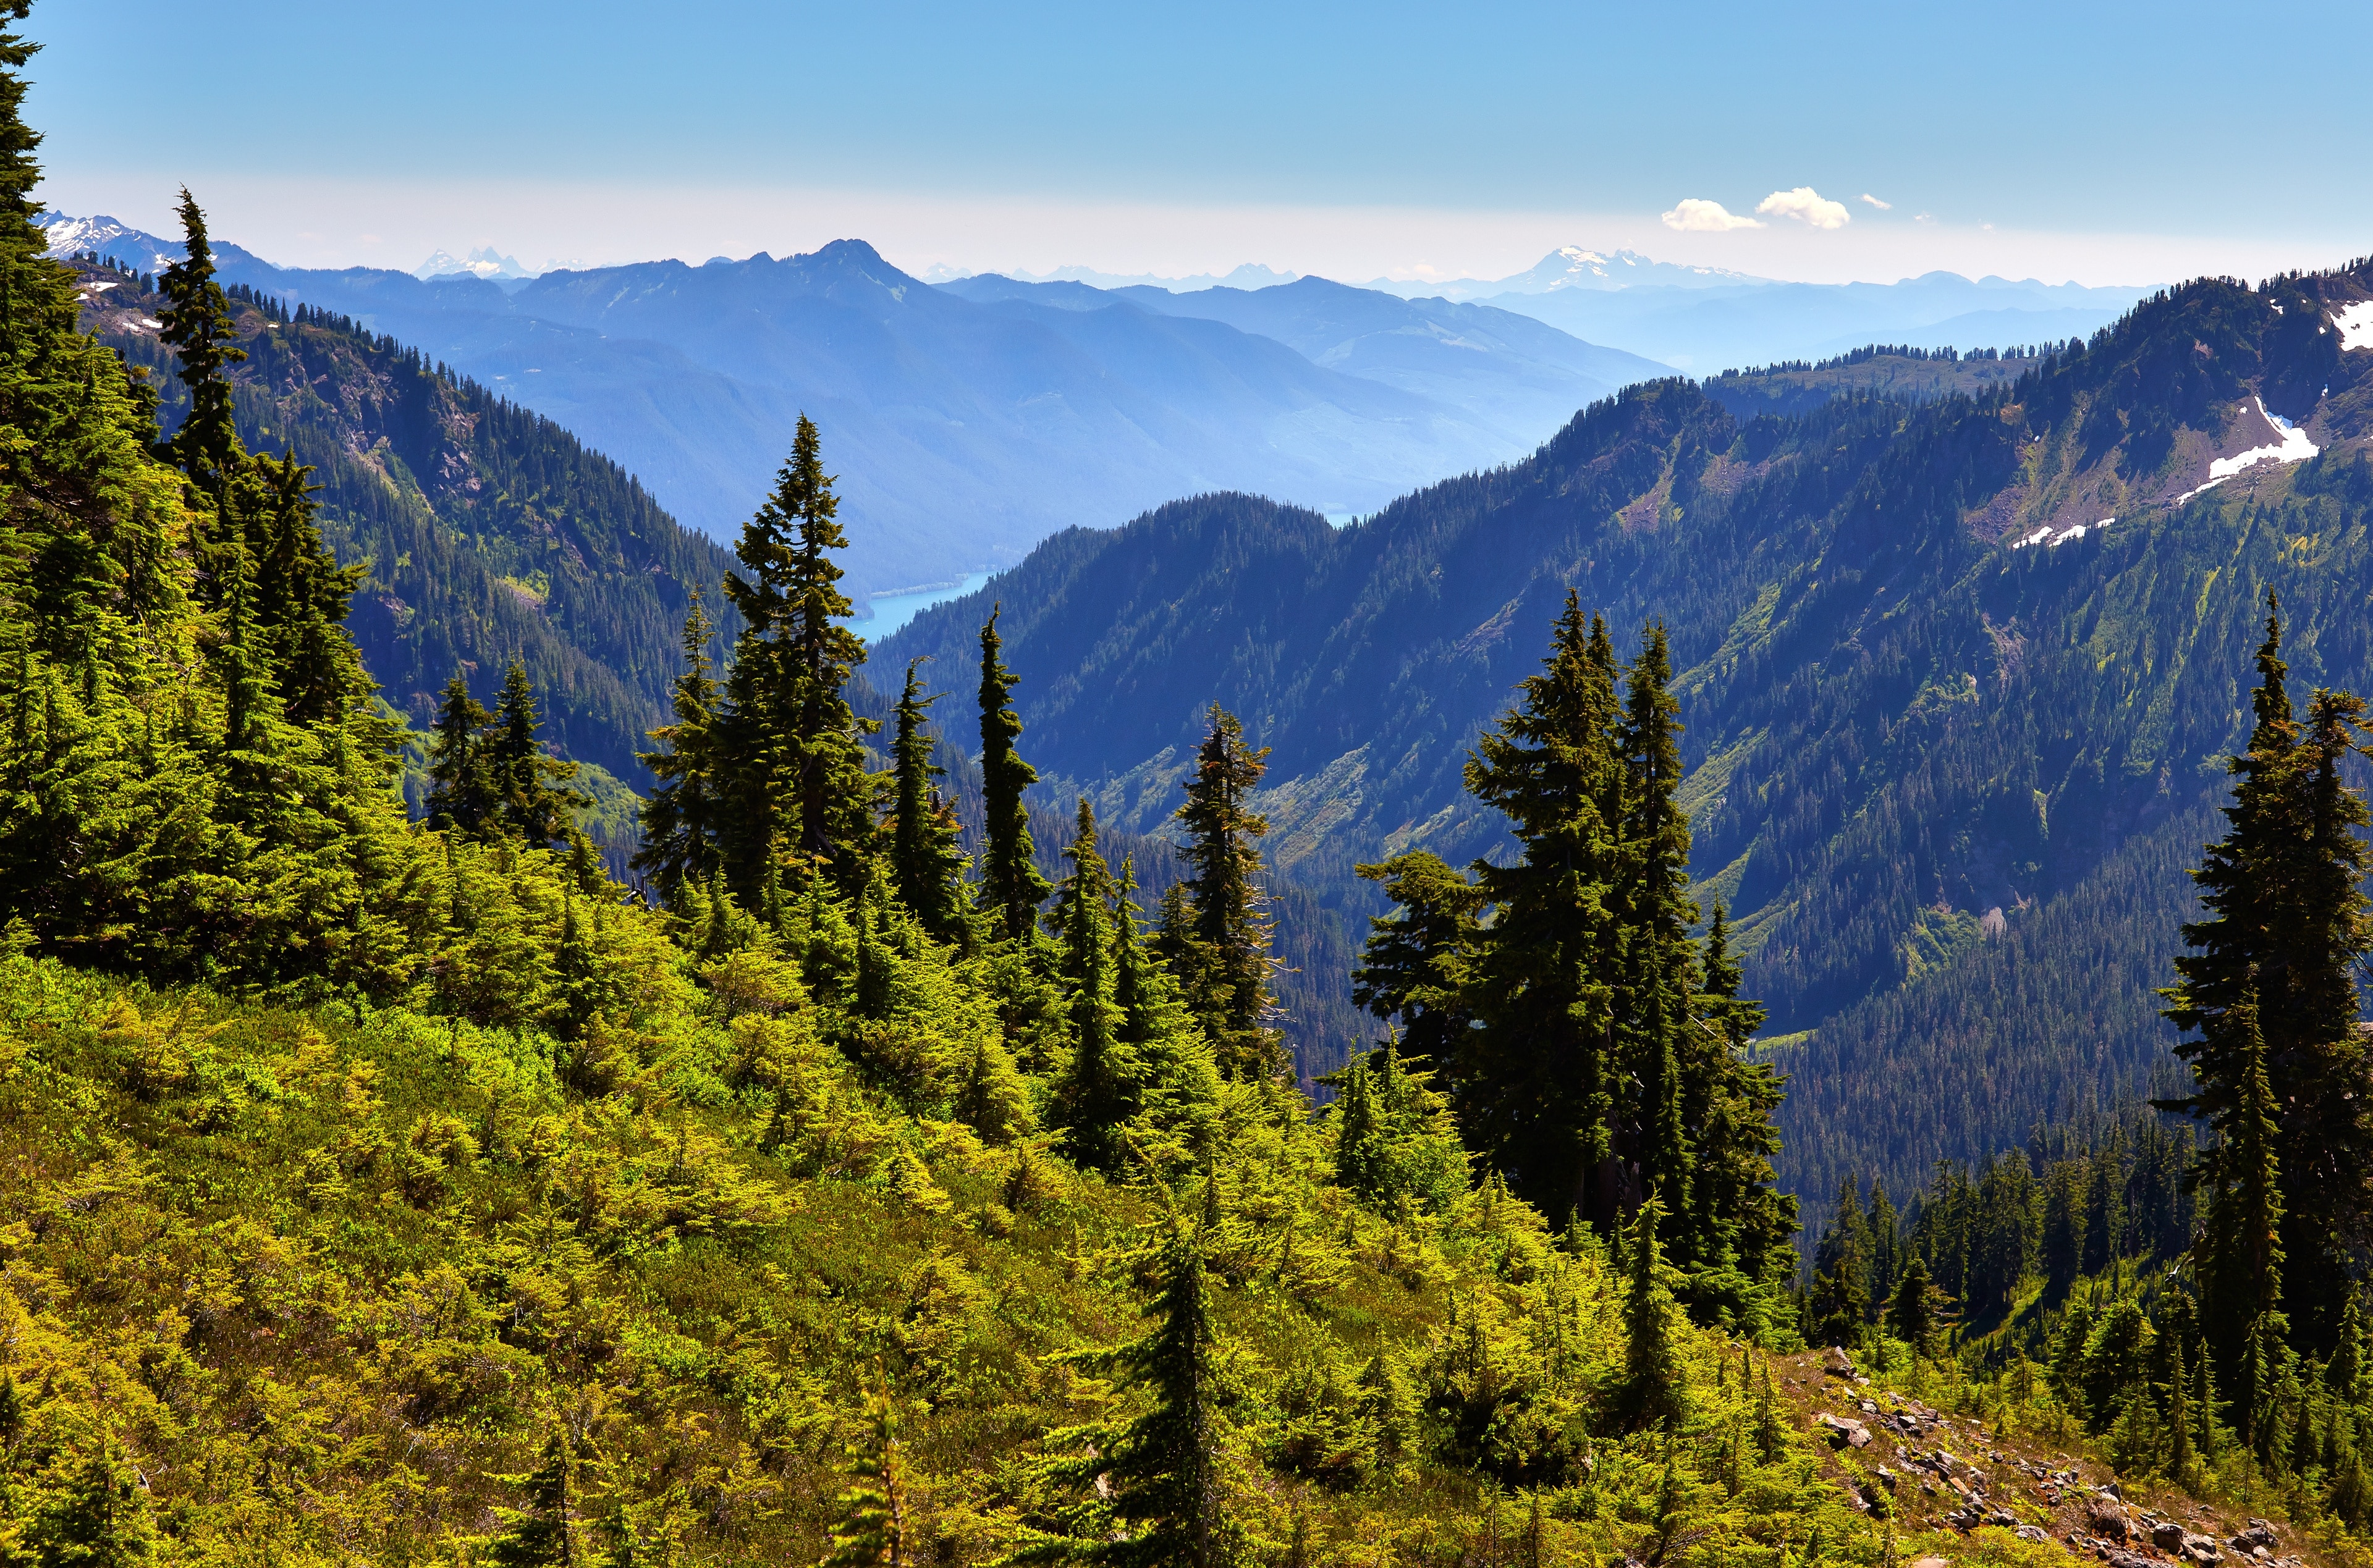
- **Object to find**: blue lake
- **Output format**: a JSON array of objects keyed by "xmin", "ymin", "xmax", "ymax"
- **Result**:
[{"xmin": 847, "ymin": 571, "xmax": 994, "ymax": 642}]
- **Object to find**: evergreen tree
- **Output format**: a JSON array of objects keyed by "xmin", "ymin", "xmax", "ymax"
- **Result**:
[
  {"xmin": 2169, "ymin": 1328, "xmax": 2196, "ymax": 1480},
  {"xmin": 1885, "ymin": 1255, "xmax": 1943, "ymax": 1362},
  {"xmin": 425, "ymin": 677, "xmax": 496, "ymax": 838},
  {"xmin": 886, "ymin": 657, "xmax": 965, "ymax": 944},
  {"xmin": 30, "ymin": 1441, "xmax": 154, "ymax": 1568},
  {"xmin": 976, "ymin": 606, "xmax": 1051, "ymax": 947},
  {"xmin": 717, "ymin": 416, "xmax": 875, "ymax": 901},
  {"xmin": 1623, "ymin": 1195, "xmax": 1685, "ymax": 1430},
  {"xmin": 822, "ymin": 1383, "xmax": 912, "ymax": 1568},
  {"xmin": 153, "ymin": 187, "xmax": 243, "ymax": 515},
  {"xmin": 1168, "ymin": 704, "xmax": 1282, "ymax": 1081},
  {"xmin": 1031, "ymin": 1216, "xmax": 1239, "ymax": 1567},
  {"xmin": 775, "ymin": 418, "xmax": 874, "ymax": 887},
  {"xmin": 1457, "ymin": 595, "xmax": 1620, "ymax": 1223},
  {"xmin": 487, "ymin": 1431, "xmax": 580, "ymax": 1568},
  {"xmin": 634, "ymin": 589, "xmax": 723, "ymax": 898},
  {"xmin": 1351, "ymin": 850, "xmax": 1481, "ymax": 1068},
  {"xmin": 2198, "ymin": 987, "xmax": 2290, "ymax": 1454},
  {"xmin": 486, "ymin": 659, "xmax": 588, "ymax": 849},
  {"xmin": 2163, "ymin": 596, "xmax": 2373, "ymax": 1353},
  {"xmin": 1331, "ymin": 1052, "xmax": 1389, "ymax": 1204},
  {"xmin": 1047, "ymin": 801, "xmax": 1138, "ymax": 1173}
]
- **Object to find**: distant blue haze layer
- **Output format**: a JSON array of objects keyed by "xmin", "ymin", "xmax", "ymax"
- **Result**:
[{"xmin": 43, "ymin": 214, "xmax": 2147, "ymax": 596}]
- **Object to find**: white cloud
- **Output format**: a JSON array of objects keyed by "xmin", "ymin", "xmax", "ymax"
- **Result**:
[
  {"xmin": 1755, "ymin": 187, "xmax": 1852, "ymax": 229},
  {"xmin": 1858, "ymin": 193, "xmax": 1891, "ymax": 209},
  {"xmin": 1660, "ymin": 198, "xmax": 1763, "ymax": 232}
]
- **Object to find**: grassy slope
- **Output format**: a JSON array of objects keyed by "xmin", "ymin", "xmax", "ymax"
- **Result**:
[{"xmin": 0, "ymin": 948, "xmax": 1904, "ymax": 1565}]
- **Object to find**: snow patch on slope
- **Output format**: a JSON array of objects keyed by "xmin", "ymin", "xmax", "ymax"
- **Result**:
[
  {"xmin": 2335, "ymin": 300, "xmax": 2373, "ymax": 352},
  {"xmin": 2173, "ymin": 398, "xmax": 2319, "ymax": 504},
  {"xmin": 2010, "ymin": 518, "xmax": 2113, "ymax": 550}
]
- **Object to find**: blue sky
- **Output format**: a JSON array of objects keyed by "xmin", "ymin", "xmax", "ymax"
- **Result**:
[{"xmin": 23, "ymin": 0, "xmax": 2373, "ymax": 286}]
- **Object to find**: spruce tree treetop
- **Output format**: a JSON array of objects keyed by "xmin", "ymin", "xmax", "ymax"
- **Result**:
[
  {"xmin": 1172, "ymin": 703, "xmax": 1282, "ymax": 1082},
  {"xmin": 1351, "ymin": 849, "xmax": 1481, "ymax": 1069},
  {"xmin": 978, "ymin": 604, "xmax": 1051, "ymax": 946},
  {"xmin": 488, "ymin": 658, "xmax": 589, "ymax": 849},
  {"xmin": 155, "ymin": 188, "xmax": 246, "ymax": 508},
  {"xmin": 1047, "ymin": 798, "xmax": 1138, "ymax": 1173},
  {"xmin": 633, "ymin": 589, "xmax": 724, "ymax": 899},
  {"xmin": 887, "ymin": 655, "xmax": 966, "ymax": 945}
]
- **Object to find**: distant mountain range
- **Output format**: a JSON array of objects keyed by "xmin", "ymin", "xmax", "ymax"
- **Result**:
[
  {"xmin": 1357, "ymin": 245, "xmax": 2155, "ymax": 371},
  {"xmin": 38, "ymin": 213, "xmax": 1672, "ymax": 596},
  {"xmin": 938, "ymin": 272, "xmax": 1667, "ymax": 484},
  {"xmin": 38, "ymin": 210, "xmax": 2157, "ymax": 595}
]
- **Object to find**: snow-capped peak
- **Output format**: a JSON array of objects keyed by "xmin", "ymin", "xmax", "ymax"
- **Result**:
[
  {"xmin": 1497, "ymin": 245, "xmax": 1769, "ymax": 295},
  {"xmin": 35, "ymin": 211, "xmax": 184, "ymax": 272},
  {"xmin": 415, "ymin": 244, "xmax": 536, "ymax": 282}
]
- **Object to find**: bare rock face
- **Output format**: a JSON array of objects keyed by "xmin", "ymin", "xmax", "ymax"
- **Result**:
[
  {"xmin": 2228, "ymin": 1519, "xmax": 2278, "ymax": 1556},
  {"xmin": 1816, "ymin": 1412, "xmax": 1871, "ymax": 1448}
]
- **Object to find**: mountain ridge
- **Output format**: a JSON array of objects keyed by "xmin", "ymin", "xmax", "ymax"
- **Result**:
[{"xmin": 879, "ymin": 261, "xmax": 2373, "ymax": 1208}]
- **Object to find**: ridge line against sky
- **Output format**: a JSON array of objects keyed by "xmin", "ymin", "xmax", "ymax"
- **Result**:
[
  {"xmin": 29, "ymin": 175, "xmax": 2354, "ymax": 294},
  {"xmin": 20, "ymin": 1, "xmax": 2373, "ymax": 291}
]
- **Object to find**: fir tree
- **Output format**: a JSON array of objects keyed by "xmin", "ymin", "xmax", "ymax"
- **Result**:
[
  {"xmin": 1885, "ymin": 1255, "xmax": 1940, "ymax": 1362},
  {"xmin": 1458, "ymin": 594, "xmax": 1620, "ymax": 1225},
  {"xmin": 1031, "ymin": 1215, "xmax": 1239, "ymax": 1567},
  {"xmin": 1351, "ymin": 849, "xmax": 1481, "ymax": 1069},
  {"xmin": 775, "ymin": 417, "xmax": 875, "ymax": 886},
  {"xmin": 1623, "ymin": 1195, "xmax": 1685, "ymax": 1430},
  {"xmin": 1047, "ymin": 800, "xmax": 1138, "ymax": 1173},
  {"xmin": 634, "ymin": 589, "xmax": 723, "ymax": 898},
  {"xmin": 2163, "ymin": 596, "xmax": 2373, "ymax": 1354},
  {"xmin": 976, "ymin": 605, "xmax": 1051, "ymax": 947},
  {"xmin": 486, "ymin": 659, "xmax": 588, "ymax": 849},
  {"xmin": 1169, "ymin": 704, "xmax": 1282, "ymax": 1081},
  {"xmin": 425, "ymin": 677, "xmax": 496, "ymax": 838},
  {"xmin": 487, "ymin": 1431, "xmax": 580, "ymax": 1568},
  {"xmin": 886, "ymin": 657, "xmax": 965, "ymax": 944},
  {"xmin": 1331, "ymin": 1051, "xmax": 1389, "ymax": 1204},
  {"xmin": 822, "ymin": 1382, "xmax": 912, "ymax": 1568},
  {"xmin": 2169, "ymin": 1328, "xmax": 2196, "ymax": 1480},
  {"xmin": 31, "ymin": 1440, "xmax": 154, "ymax": 1568},
  {"xmin": 2204, "ymin": 986, "xmax": 2290, "ymax": 1456},
  {"xmin": 154, "ymin": 188, "xmax": 244, "ymax": 513},
  {"xmin": 717, "ymin": 416, "xmax": 875, "ymax": 900}
]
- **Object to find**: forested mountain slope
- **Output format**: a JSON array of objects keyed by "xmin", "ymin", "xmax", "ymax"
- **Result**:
[
  {"xmin": 883, "ymin": 261, "xmax": 2373, "ymax": 1205},
  {"xmin": 74, "ymin": 256, "xmax": 738, "ymax": 786}
]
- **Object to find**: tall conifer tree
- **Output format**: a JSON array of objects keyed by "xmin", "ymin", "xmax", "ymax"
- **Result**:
[
  {"xmin": 486, "ymin": 659, "xmax": 587, "ymax": 849},
  {"xmin": 1167, "ymin": 704, "xmax": 1282, "ymax": 1081},
  {"xmin": 978, "ymin": 606, "xmax": 1051, "ymax": 946},
  {"xmin": 717, "ymin": 416, "xmax": 874, "ymax": 900},
  {"xmin": 1048, "ymin": 800, "xmax": 1137, "ymax": 1171},
  {"xmin": 2164, "ymin": 596, "xmax": 2373, "ymax": 1358},
  {"xmin": 154, "ymin": 188, "xmax": 245, "ymax": 516},
  {"xmin": 426, "ymin": 677, "xmax": 495, "ymax": 837},
  {"xmin": 634, "ymin": 589, "xmax": 723, "ymax": 898},
  {"xmin": 1030, "ymin": 1215, "xmax": 1239, "ymax": 1567},
  {"xmin": 886, "ymin": 657, "xmax": 965, "ymax": 943},
  {"xmin": 1458, "ymin": 594, "xmax": 1620, "ymax": 1224}
]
